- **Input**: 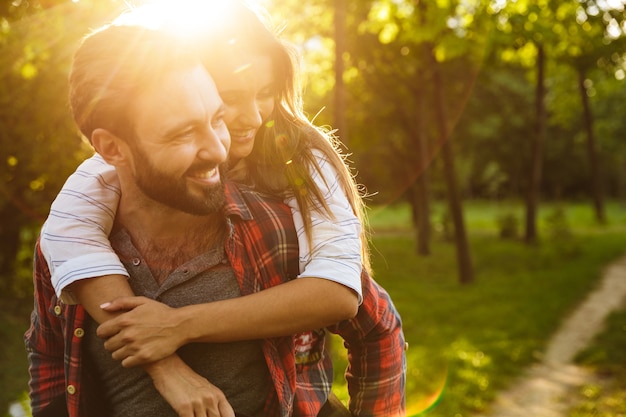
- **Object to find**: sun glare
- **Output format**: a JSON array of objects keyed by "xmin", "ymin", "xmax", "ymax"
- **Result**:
[{"xmin": 115, "ymin": 0, "xmax": 258, "ymax": 40}]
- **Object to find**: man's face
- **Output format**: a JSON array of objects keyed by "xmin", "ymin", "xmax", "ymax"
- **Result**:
[{"xmin": 127, "ymin": 64, "xmax": 231, "ymax": 215}]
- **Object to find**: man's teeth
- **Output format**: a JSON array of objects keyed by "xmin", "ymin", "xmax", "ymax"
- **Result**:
[{"xmin": 195, "ymin": 168, "xmax": 216, "ymax": 179}]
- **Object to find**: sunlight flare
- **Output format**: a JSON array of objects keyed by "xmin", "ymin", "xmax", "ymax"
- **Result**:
[{"xmin": 114, "ymin": 0, "xmax": 260, "ymax": 41}]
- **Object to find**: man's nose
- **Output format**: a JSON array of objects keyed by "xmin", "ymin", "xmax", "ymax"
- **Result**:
[{"xmin": 197, "ymin": 129, "xmax": 228, "ymax": 162}]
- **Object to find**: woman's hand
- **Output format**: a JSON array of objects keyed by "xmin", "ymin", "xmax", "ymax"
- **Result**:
[{"xmin": 97, "ymin": 296, "xmax": 186, "ymax": 367}]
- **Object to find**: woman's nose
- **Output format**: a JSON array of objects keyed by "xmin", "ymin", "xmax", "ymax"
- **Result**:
[{"xmin": 240, "ymin": 100, "xmax": 263, "ymax": 128}]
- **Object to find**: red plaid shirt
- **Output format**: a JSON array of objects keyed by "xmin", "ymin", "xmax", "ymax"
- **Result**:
[{"xmin": 25, "ymin": 182, "xmax": 406, "ymax": 417}]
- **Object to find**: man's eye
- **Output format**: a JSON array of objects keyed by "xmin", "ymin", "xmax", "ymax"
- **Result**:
[
  {"xmin": 213, "ymin": 116, "xmax": 226, "ymax": 128},
  {"xmin": 174, "ymin": 128, "xmax": 195, "ymax": 139}
]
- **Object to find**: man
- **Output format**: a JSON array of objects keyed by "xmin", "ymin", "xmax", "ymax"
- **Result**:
[{"xmin": 25, "ymin": 21, "xmax": 405, "ymax": 417}]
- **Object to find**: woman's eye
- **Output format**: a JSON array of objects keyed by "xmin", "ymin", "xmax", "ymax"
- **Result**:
[
  {"xmin": 258, "ymin": 88, "xmax": 274, "ymax": 99},
  {"xmin": 220, "ymin": 94, "xmax": 238, "ymax": 105}
]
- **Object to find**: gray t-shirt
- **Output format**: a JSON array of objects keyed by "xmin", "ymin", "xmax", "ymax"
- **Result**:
[{"xmin": 83, "ymin": 228, "xmax": 270, "ymax": 417}]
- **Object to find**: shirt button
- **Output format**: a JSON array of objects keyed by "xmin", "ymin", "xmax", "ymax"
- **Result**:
[
  {"xmin": 74, "ymin": 328, "xmax": 85, "ymax": 338},
  {"xmin": 132, "ymin": 258, "xmax": 141, "ymax": 266},
  {"xmin": 67, "ymin": 385, "xmax": 76, "ymax": 395},
  {"xmin": 54, "ymin": 305, "xmax": 62, "ymax": 316}
]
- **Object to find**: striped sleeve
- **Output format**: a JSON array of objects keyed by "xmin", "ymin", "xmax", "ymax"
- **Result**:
[
  {"xmin": 39, "ymin": 154, "xmax": 128, "ymax": 303},
  {"xmin": 285, "ymin": 150, "xmax": 363, "ymax": 303}
]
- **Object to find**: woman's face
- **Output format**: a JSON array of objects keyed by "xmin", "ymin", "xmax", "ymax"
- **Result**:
[{"xmin": 209, "ymin": 53, "xmax": 276, "ymax": 163}]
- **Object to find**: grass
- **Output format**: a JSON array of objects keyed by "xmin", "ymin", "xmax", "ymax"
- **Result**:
[
  {"xmin": 330, "ymin": 200, "xmax": 626, "ymax": 416},
  {"xmin": 4, "ymin": 199, "xmax": 626, "ymax": 416},
  {"xmin": 570, "ymin": 306, "xmax": 626, "ymax": 416},
  {"xmin": 0, "ymin": 307, "xmax": 31, "ymax": 417}
]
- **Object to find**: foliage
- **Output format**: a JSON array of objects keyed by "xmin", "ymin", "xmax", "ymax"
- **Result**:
[
  {"xmin": 570, "ymin": 382, "xmax": 626, "ymax": 417},
  {"xmin": 496, "ymin": 212, "xmax": 520, "ymax": 239},
  {"xmin": 544, "ymin": 205, "xmax": 572, "ymax": 239},
  {"xmin": 270, "ymin": 0, "xmax": 626, "ymax": 212},
  {"xmin": 0, "ymin": 0, "xmax": 122, "ymax": 305}
]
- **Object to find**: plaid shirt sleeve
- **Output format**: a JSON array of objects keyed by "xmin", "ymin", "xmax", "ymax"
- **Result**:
[
  {"xmin": 327, "ymin": 270, "xmax": 407, "ymax": 417},
  {"xmin": 224, "ymin": 183, "xmax": 300, "ymax": 417},
  {"xmin": 24, "ymin": 240, "xmax": 69, "ymax": 415}
]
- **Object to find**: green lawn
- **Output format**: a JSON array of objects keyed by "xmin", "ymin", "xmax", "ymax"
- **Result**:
[
  {"xmin": 4, "ymin": 200, "xmax": 626, "ymax": 416},
  {"xmin": 1, "ymin": 306, "xmax": 31, "ymax": 417},
  {"xmin": 331, "ymin": 200, "xmax": 626, "ymax": 416}
]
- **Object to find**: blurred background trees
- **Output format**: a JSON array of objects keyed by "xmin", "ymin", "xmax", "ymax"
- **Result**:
[{"xmin": 1, "ymin": 0, "xmax": 625, "ymax": 294}]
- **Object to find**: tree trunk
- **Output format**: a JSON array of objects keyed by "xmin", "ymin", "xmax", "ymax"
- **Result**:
[
  {"xmin": 412, "ymin": 63, "xmax": 431, "ymax": 256},
  {"xmin": 427, "ymin": 44, "xmax": 474, "ymax": 284},
  {"xmin": 0, "ymin": 199, "xmax": 23, "ymax": 296},
  {"xmin": 333, "ymin": 0, "xmax": 348, "ymax": 147},
  {"xmin": 407, "ymin": 128, "xmax": 431, "ymax": 256},
  {"xmin": 524, "ymin": 43, "xmax": 546, "ymax": 244},
  {"xmin": 411, "ymin": 8, "xmax": 432, "ymax": 257},
  {"xmin": 414, "ymin": 150, "xmax": 431, "ymax": 256},
  {"xmin": 577, "ymin": 68, "xmax": 606, "ymax": 224}
]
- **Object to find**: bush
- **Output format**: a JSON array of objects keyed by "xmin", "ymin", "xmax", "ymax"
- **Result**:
[{"xmin": 497, "ymin": 212, "xmax": 519, "ymax": 240}]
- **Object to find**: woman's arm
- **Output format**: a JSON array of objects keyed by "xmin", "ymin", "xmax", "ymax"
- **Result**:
[
  {"xmin": 39, "ymin": 153, "xmax": 129, "ymax": 308},
  {"xmin": 286, "ymin": 150, "xmax": 364, "ymax": 303},
  {"xmin": 98, "ymin": 276, "xmax": 357, "ymax": 366}
]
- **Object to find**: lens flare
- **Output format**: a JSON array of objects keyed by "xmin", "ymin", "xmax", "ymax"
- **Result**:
[{"xmin": 406, "ymin": 353, "xmax": 449, "ymax": 416}]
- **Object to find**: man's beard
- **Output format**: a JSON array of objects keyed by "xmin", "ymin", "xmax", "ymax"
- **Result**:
[{"xmin": 131, "ymin": 146, "xmax": 227, "ymax": 215}]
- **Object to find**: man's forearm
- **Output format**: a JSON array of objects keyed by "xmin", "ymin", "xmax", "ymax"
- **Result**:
[{"xmin": 68, "ymin": 274, "xmax": 134, "ymax": 323}]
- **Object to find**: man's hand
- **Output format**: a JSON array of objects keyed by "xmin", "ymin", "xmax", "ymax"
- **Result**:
[
  {"xmin": 146, "ymin": 355, "xmax": 235, "ymax": 417},
  {"xmin": 97, "ymin": 296, "xmax": 185, "ymax": 367}
]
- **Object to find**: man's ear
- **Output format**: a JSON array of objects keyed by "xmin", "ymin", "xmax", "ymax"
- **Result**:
[{"xmin": 91, "ymin": 128, "xmax": 129, "ymax": 166}]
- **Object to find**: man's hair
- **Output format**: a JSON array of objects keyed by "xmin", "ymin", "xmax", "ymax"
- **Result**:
[{"xmin": 69, "ymin": 24, "xmax": 199, "ymax": 142}]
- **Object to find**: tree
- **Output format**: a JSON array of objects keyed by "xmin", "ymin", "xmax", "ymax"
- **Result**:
[
  {"xmin": 492, "ymin": 0, "xmax": 626, "ymax": 239},
  {"xmin": 427, "ymin": 41, "xmax": 474, "ymax": 282},
  {"xmin": 557, "ymin": 0, "xmax": 626, "ymax": 223},
  {"xmin": 354, "ymin": 0, "xmax": 489, "ymax": 282},
  {"xmin": 271, "ymin": 0, "xmax": 626, "ymax": 275},
  {"xmin": 0, "ymin": 0, "xmax": 120, "ymax": 301},
  {"xmin": 333, "ymin": 0, "xmax": 348, "ymax": 147},
  {"xmin": 525, "ymin": 42, "xmax": 546, "ymax": 244}
]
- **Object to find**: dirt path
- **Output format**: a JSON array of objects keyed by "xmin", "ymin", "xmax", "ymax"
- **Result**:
[{"xmin": 474, "ymin": 254, "xmax": 626, "ymax": 417}]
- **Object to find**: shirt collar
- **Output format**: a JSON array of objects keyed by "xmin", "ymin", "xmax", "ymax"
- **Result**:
[{"xmin": 223, "ymin": 180, "xmax": 253, "ymax": 221}]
